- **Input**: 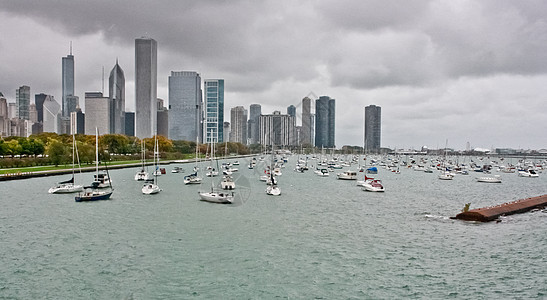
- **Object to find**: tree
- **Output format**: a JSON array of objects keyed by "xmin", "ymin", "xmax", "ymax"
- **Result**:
[{"xmin": 46, "ymin": 139, "xmax": 68, "ymax": 166}]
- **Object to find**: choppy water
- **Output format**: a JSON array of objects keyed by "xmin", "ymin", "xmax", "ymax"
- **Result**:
[{"xmin": 1, "ymin": 157, "xmax": 546, "ymax": 299}]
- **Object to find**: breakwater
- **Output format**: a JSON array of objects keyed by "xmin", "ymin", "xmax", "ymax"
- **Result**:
[{"xmin": 453, "ymin": 194, "xmax": 547, "ymax": 222}]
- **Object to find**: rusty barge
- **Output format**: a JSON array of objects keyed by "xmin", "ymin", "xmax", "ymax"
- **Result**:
[{"xmin": 453, "ymin": 194, "xmax": 547, "ymax": 222}]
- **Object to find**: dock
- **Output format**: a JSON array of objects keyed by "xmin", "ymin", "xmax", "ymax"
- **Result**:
[{"xmin": 453, "ymin": 194, "xmax": 547, "ymax": 222}]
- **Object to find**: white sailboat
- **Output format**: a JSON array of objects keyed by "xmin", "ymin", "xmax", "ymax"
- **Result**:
[
  {"xmin": 199, "ymin": 131, "xmax": 234, "ymax": 203},
  {"xmin": 134, "ymin": 140, "xmax": 149, "ymax": 181},
  {"xmin": 142, "ymin": 135, "xmax": 162, "ymax": 194},
  {"xmin": 48, "ymin": 133, "xmax": 83, "ymax": 194},
  {"xmin": 184, "ymin": 136, "xmax": 202, "ymax": 184}
]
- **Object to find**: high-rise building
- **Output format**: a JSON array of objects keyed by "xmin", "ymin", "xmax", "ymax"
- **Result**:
[
  {"xmin": 223, "ymin": 122, "xmax": 230, "ymax": 142},
  {"xmin": 135, "ymin": 37, "xmax": 157, "ymax": 138},
  {"xmin": 301, "ymin": 97, "xmax": 314, "ymax": 145},
  {"xmin": 364, "ymin": 105, "xmax": 381, "ymax": 152},
  {"xmin": 8, "ymin": 103, "xmax": 16, "ymax": 119},
  {"xmin": 230, "ymin": 106, "xmax": 247, "ymax": 144},
  {"xmin": 29, "ymin": 104, "xmax": 38, "ymax": 123},
  {"xmin": 315, "ymin": 96, "xmax": 335, "ymax": 148},
  {"xmin": 62, "ymin": 51, "xmax": 75, "ymax": 117},
  {"xmin": 157, "ymin": 98, "xmax": 169, "ymax": 137},
  {"xmin": 248, "ymin": 104, "xmax": 261, "ymax": 144},
  {"xmin": 84, "ymin": 92, "xmax": 109, "ymax": 135},
  {"xmin": 0, "ymin": 93, "xmax": 7, "ymax": 118},
  {"xmin": 16, "ymin": 85, "xmax": 30, "ymax": 120},
  {"xmin": 259, "ymin": 111, "xmax": 296, "ymax": 147},
  {"xmin": 35, "ymin": 93, "xmax": 47, "ymax": 123},
  {"xmin": 70, "ymin": 108, "xmax": 85, "ymax": 135},
  {"xmin": 168, "ymin": 71, "xmax": 202, "ymax": 141},
  {"xmin": 109, "ymin": 60, "xmax": 125, "ymax": 134},
  {"xmin": 125, "ymin": 112, "xmax": 135, "ymax": 136},
  {"xmin": 43, "ymin": 95, "xmax": 61, "ymax": 133},
  {"xmin": 203, "ymin": 79, "xmax": 224, "ymax": 143},
  {"xmin": 287, "ymin": 105, "xmax": 296, "ymax": 117}
]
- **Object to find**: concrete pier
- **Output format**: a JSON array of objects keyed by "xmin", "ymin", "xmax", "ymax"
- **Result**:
[{"xmin": 454, "ymin": 194, "xmax": 547, "ymax": 222}]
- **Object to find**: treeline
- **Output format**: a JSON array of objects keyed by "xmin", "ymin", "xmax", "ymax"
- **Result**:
[{"xmin": 0, "ymin": 133, "xmax": 249, "ymax": 168}]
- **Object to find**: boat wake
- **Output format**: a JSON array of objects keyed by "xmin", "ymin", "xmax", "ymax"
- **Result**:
[{"xmin": 424, "ymin": 214, "xmax": 450, "ymax": 221}]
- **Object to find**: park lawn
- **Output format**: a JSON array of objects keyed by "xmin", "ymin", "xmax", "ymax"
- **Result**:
[{"xmin": 0, "ymin": 160, "xmax": 142, "ymax": 175}]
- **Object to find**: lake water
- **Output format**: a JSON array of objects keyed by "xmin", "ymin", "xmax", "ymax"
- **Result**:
[{"xmin": 1, "ymin": 157, "xmax": 546, "ymax": 299}]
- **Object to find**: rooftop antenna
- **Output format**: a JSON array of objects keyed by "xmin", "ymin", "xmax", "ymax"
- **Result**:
[
  {"xmin": 102, "ymin": 66, "xmax": 105, "ymax": 95},
  {"xmin": 70, "ymin": 41, "xmax": 72, "ymax": 55}
]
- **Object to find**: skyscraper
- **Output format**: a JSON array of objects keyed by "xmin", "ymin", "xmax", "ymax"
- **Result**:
[
  {"xmin": 43, "ymin": 95, "xmax": 61, "ymax": 133},
  {"xmin": 315, "ymin": 96, "xmax": 335, "ymax": 148},
  {"xmin": 287, "ymin": 105, "xmax": 296, "ymax": 117},
  {"xmin": 259, "ymin": 111, "xmax": 296, "ymax": 147},
  {"xmin": 230, "ymin": 106, "xmax": 247, "ymax": 144},
  {"xmin": 364, "ymin": 105, "xmax": 381, "ymax": 152},
  {"xmin": 35, "ymin": 93, "xmax": 47, "ymax": 123},
  {"xmin": 62, "ymin": 50, "xmax": 75, "ymax": 117},
  {"xmin": 301, "ymin": 97, "xmax": 313, "ymax": 145},
  {"xmin": 168, "ymin": 71, "xmax": 202, "ymax": 141},
  {"xmin": 109, "ymin": 60, "xmax": 125, "ymax": 134},
  {"xmin": 203, "ymin": 79, "xmax": 224, "ymax": 143},
  {"xmin": 135, "ymin": 37, "xmax": 157, "ymax": 138},
  {"xmin": 16, "ymin": 85, "xmax": 30, "ymax": 120},
  {"xmin": 248, "ymin": 104, "xmax": 261, "ymax": 144},
  {"xmin": 84, "ymin": 92, "xmax": 109, "ymax": 135},
  {"xmin": 0, "ymin": 93, "xmax": 8, "ymax": 118},
  {"xmin": 157, "ymin": 98, "xmax": 169, "ymax": 137}
]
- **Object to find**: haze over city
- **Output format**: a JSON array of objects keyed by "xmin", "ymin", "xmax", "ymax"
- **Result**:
[{"xmin": 1, "ymin": 0, "xmax": 546, "ymax": 150}]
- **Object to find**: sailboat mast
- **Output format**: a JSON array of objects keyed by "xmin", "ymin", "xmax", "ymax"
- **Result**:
[{"xmin": 95, "ymin": 127, "xmax": 99, "ymax": 175}]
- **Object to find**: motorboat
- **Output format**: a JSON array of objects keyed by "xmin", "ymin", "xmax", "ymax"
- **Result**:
[
  {"xmin": 438, "ymin": 171, "xmax": 454, "ymax": 180},
  {"xmin": 134, "ymin": 169, "xmax": 150, "ymax": 181},
  {"xmin": 266, "ymin": 184, "xmax": 281, "ymax": 196},
  {"xmin": 171, "ymin": 166, "xmax": 184, "ymax": 173},
  {"xmin": 220, "ymin": 175, "xmax": 236, "ymax": 190},
  {"xmin": 142, "ymin": 180, "xmax": 162, "ymax": 194},
  {"xmin": 477, "ymin": 175, "xmax": 502, "ymax": 183},
  {"xmin": 518, "ymin": 169, "xmax": 539, "ymax": 177},
  {"xmin": 337, "ymin": 170, "xmax": 357, "ymax": 180},
  {"xmin": 93, "ymin": 172, "xmax": 112, "ymax": 188},
  {"xmin": 362, "ymin": 179, "xmax": 385, "ymax": 192},
  {"xmin": 184, "ymin": 172, "xmax": 202, "ymax": 184}
]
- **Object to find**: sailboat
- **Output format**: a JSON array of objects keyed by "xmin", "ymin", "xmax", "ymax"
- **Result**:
[
  {"xmin": 48, "ymin": 133, "xmax": 83, "ymax": 193},
  {"xmin": 75, "ymin": 128, "xmax": 113, "ymax": 202},
  {"xmin": 198, "ymin": 131, "xmax": 233, "ymax": 203},
  {"xmin": 142, "ymin": 135, "xmax": 162, "ymax": 194},
  {"xmin": 220, "ymin": 143, "xmax": 236, "ymax": 190},
  {"xmin": 265, "ymin": 144, "xmax": 281, "ymax": 196},
  {"xmin": 184, "ymin": 136, "xmax": 202, "ymax": 184},
  {"xmin": 92, "ymin": 131, "xmax": 112, "ymax": 188},
  {"xmin": 134, "ymin": 140, "xmax": 149, "ymax": 181}
]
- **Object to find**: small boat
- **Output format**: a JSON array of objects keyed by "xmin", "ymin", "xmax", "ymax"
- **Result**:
[
  {"xmin": 477, "ymin": 175, "xmax": 502, "ymax": 183},
  {"xmin": 171, "ymin": 166, "xmax": 184, "ymax": 173},
  {"xmin": 337, "ymin": 170, "xmax": 357, "ymax": 180},
  {"xmin": 198, "ymin": 188, "xmax": 234, "ymax": 204},
  {"xmin": 48, "ymin": 176, "xmax": 83, "ymax": 194},
  {"xmin": 266, "ymin": 184, "xmax": 281, "ymax": 196},
  {"xmin": 75, "ymin": 183, "xmax": 113, "ymax": 202},
  {"xmin": 142, "ymin": 135, "xmax": 162, "ymax": 194},
  {"xmin": 184, "ymin": 172, "xmax": 202, "ymax": 184},
  {"xmin": 220, "ymin": 175, "xmax": 236, "ymax": 190},
  {"xmin": 135, "ymin": 140, "xmax": 149, "ymax": 181},
  {"xmin": 362, "ymin": 179, "xmax": 385, "ymax": 192},
  {"xmin": 314, "ymin": 168, "xmax": 330, "ymax": 177},
  {"xmin": 232, "ymin": 161, "xmax": 240, "ymax": 165},
  {"xmin": 366, "ymin": 167, "xmax": 378, "ymax": 174},
  {"xmin": 518, "ymin": 169, "xmax": 539, "ymax": 177},
  {"xmin": 438, "ymin": 171, "xmax": 454, "ymax": 180}
]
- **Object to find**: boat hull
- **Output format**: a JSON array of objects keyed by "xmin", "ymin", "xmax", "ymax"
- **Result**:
[{"xmin": 75, "ymin": 191, "xmax": 113, "ymax": 202}]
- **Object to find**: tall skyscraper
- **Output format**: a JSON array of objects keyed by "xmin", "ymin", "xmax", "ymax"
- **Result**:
[
  {"xmin": 168, "ymin": 71, "xmax": 202, "ymax": 141},
  {"xmin": 35, "ymin": 93, "xmax": 47, "ymax": 123},
  {"xmin": 248, "ymin": 104, "xmax": 261, "ymax": 144},
  {"xmin": 125, "ymin": 112, "xmax": 135, "ymax": 136},
  {"xmin": 301, "ymin": 97, "xmax": 313, "ymax": 145},
  {"xmin": 109, "ymin": 60, "xmax": 125, "ymax": 134},
  {"xmin": 364, "ymin": 105, "xmax": 381, "ymax": 152},
  {"xmin": 157, "ymin": 98, "xmax": 169, "ymax": 137},
  {"xmin": 62, "ymin": 50, "xmax": 75, "ymax": 117},
  {"xmin": 135, "ymin": 37, "xmax": 157, "ymax": 138},
  {"xmin": 43, "ymin": 95, "xmax": 61, "ymax": 133},
  {"xmin": 315, "ymin": 96, "xmax": 335, "ymax": 148},
  {"xmin": 84, "ymin": 92, "xmax": 109, "ymax": 135},
  {"xmin": 287, "ymin": 105, "xmax": 296, "ymax": 117},
  {"xmin": 0, "ymin": 93, "xmax": 7, "ymax": 118},
  {"xmin": 203, "ymin": 79, "xmax": 224, "ymax": 143},
  {"xmin": 16, "ymin": 85, "xmax": 30, "ymax": 120},
  {"xmin": 230, "ymin": 106, "xmax": 248, "ymax": 144},
  {"xmin": 259, "ymin": 111, "xmax": 296, "ymax": 147}
]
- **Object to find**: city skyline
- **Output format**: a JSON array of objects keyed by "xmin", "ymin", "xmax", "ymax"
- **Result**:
[{"xmin": 1, "ymin": 2, "xmax": 547, "ymax": 149}]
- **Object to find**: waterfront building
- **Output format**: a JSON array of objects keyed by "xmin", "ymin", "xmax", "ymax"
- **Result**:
[
  {"xmin": 301, "ymin": 97, "xmax": 314, "ymax": 146},
  {"xmin": 125, "ymin": 112, "xmax": 135, "ymax": 136},
  {"xmin": 230, "ymin": 106, "xmax": 247, "ymax": 144},
  {"xmin": 248, "ymin": 104, "xmax": 261, "ymax": 144},
  {"xmin": 315, "ymin": 96, "xmax": 335, "ymax": 148},
  {"xmin": 43, "ymin": 95, "xmax": 61, "ymax": 133},
  {"xmin": 157, "ymin": 98, "xmax": 169, "ymax": 138},
  {"xmin": 203, "ymin": 79, "xmax": 224, "ymax": 143},
  {"xmin": 16, "ymin": 85, "xmax": 30, "ymax": 120},
  {"xmin": 62, "ymin": 51, "xmax": 75, "ymax": 117},
  {"xmin": 135, "ymin": 37, "xmax": 157, "ymax": 139},
  {"xmin": 168, "ymin": 71, "xmax": 202, "ymax": 142},
  {"xmin": 259, "ymin": 111, "xmax": 296, "ymax": 148},
  {"xmin": 84, "ymin": 92, "xmax": 109, "ymax": 135},
  {"xmin": 364, "ymin": 105, "xmax": 381, "ymax": 152},
  {"xmin": 109, "ymin": 60, "xmax": 125, "ymax": 135}
]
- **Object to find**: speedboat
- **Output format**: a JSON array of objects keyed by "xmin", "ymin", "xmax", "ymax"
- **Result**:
[
  {"xmin": 142, "ymin": 181, "xmax": 162, "ymax": 194},
  {"xmin": 266, "ymin": 184, "xmax": 281, "ymax": 196},
  {"xmin": 518, "ymin": 169, "xmax": 539, "ymax": 177},
  {"xmin": 362, "ymin": 179, "xmax": 385, "ymax": 192},
  {"xmin": 93, "ymin": 172, "xmax": 112, "ymax": 188},
  {"xmin": 221, "ymin": 175, "xmax": 236, "ymax": 190},
  {"xmin": 171, "ymin": 166, "xmax": 184, "ymax": 173},
  {"xmin": 135, "ymin": 169, "xmax": 149, "ymax": 181},
  {"xmin": 477, "ymin": 175, "xmax": 502, "ymax": 183},
  {"xmin": 337, "ymin": 170, "xmax": 357, "ymax": 180},
  {"xmin": 438, "ymin": 171, "xmax": 454, "ymax": 180}
]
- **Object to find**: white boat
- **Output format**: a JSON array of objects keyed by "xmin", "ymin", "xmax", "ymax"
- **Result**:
[
  {"xmin": 134, "ymin": 140, "xmax": 149, "ymax": 181},
  {"xmin": 142, "ymin": 135, "xmax": 162, "ymax": 194},
  {"xmin": 266, "ymin": 184, "xmax": 281, "ymax": 196},
  {"xmin": 314, "ymin": 168, "xmax": 330, "ymax": 177},
  {"xmin": 518, "ymin": 169, "xmax": 539, "ymax": 177},
  {"xmin": 198, "ymin": 188, "xmax": 234, "ymax": 204},
  {"xmin": 438, "ymin": 171, "xmax": 454, "ymax": 180},
  {"xmin": 49, "ymin": 133, "xmax": 83, "ymax": 194},
  {"xmin": 337, "ymin": 170, "xmax": 357, "ymax": 180},
  {"xmin": 362, "ymin": 179, "xmax": 385, "ymax": 192},
  {"xmin": 76, "ymin": 128, "xmax": 113, "ymax": 202},
  {"xmin": 477, "ymin": 175, "xmax": 502, "ymax": 183},
  {"xmin": 184, "ymin": 136, "xmax": 203, "ymax": 184},
  {"xmin": 220, "ymin": 175, "xmax": 236, "ymax": 190},
  {"xmin": 171, "ymin": 166, "xmax": 184, "ymax": 173}
]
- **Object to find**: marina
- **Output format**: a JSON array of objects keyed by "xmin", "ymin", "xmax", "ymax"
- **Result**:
[{"xmin": 1, "ymin": 155, "xmax": 546, "ymax": 298}]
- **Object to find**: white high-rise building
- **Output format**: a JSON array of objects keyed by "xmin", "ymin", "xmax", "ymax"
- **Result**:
[{"xmin": 135, "ymin": 37, "xmax": 157, "ymax": 138}]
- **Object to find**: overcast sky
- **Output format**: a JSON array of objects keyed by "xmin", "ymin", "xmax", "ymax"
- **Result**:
[{"xmin": 1, "ymin": 0, "xmax": 546, "ymax": 150}]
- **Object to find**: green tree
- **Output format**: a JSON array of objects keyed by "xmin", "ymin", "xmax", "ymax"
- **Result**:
[
  {"xmin": 46, "ymin": 139, "xmax": 68, "ymax": 166},
  {"xmin": 78, "ymin": 141, "xmax": 95, "ymax": 165},
  {"xmin": 5, "ymin": 139, "xmax": 22, "ymax": 157}
]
